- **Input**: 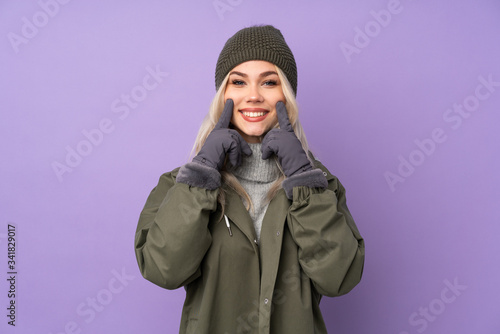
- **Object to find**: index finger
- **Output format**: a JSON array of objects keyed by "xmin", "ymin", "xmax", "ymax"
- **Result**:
[
  {"xmin": 276, "ymin": 101, "xmax": 293, "ymax": 132},
  {"xmin": 214, "ymin": 99, "xmax": 234, "ymax": 129}
]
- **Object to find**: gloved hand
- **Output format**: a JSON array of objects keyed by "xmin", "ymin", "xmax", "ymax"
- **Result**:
[
  {"xmin": 261, "ymin": 101, "xmax": 313, "ymax": 177},
  {"xmin": 193, "ymin": 99, "xmax": 252, "ymax": 170}
]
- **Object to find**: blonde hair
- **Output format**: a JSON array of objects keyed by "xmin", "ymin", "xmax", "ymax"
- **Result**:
[{"xmin": 191, "ymin": 65, "xmax": 312, "ymax": 212}]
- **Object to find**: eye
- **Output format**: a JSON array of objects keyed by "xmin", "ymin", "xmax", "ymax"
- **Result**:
[
  {"xmin": 263, "ymin": 80, "xmax": 277, "ymax": 86},
  {"xmin": 232, "ymin": 79, "xmax": 245, "ymax": 85}
]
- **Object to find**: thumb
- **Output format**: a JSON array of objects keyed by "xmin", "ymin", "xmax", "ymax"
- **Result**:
[
  {"xmin": 276, "ymin": 101, "xmax": 293, "ymax": 132},
  {"xmin": 214, "ymin": 99, "xmax": 234, "ymax": 129},
  {"xmin": 240, "ymin": 139, "xmax": 252, "ymax": 157},
  {"xmin": 261, "ymin": 140, "xmax": 274, "ymax": 160}
]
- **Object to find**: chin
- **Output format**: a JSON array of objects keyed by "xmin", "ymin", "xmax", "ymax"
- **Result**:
[
  {"xmin": 243, "ymin": 129, "xmax": 267, "ymax": 137},
  {"xmin": 237, "ymin": 129, "xmax": 264, "ymax": 143}
]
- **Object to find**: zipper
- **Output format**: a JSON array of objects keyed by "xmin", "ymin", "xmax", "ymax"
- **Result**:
[{"xmin": 224, "ymin": 215, "xmax": 233, "ymax": 236}]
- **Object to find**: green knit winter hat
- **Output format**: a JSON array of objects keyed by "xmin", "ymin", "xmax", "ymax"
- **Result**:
[{"xmin": 215, "ymin": 25, "xmax": 298, "ymax": 96}]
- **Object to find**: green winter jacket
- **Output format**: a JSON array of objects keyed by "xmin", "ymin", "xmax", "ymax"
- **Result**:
[{"xmin": 135, "ymin": 161, "xmax": 364, "ymax": 334}]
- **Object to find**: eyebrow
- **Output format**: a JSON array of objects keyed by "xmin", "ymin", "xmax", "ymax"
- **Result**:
[{"xmin": 228, "ymin": 70, "xmax": 278, "ymax": 78}]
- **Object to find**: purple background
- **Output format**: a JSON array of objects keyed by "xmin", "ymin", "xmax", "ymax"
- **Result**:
[{"xmin": 1, "ymin": 0, "xmax": 499, "ymax": 333}]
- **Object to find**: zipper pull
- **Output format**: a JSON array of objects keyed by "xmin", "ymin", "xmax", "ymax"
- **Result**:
[{"xmin": 224, "ymin": 215, "xmax": 233, "ymax": 236}]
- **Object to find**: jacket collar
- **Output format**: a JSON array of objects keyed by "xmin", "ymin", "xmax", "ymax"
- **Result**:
[
  {"xmin": 214, "ymin": 186, "xmax": 258, "ymax": 245},
  {"xmin": 212, "ymin": 186, "xmax": 291, "ymax": 245}
]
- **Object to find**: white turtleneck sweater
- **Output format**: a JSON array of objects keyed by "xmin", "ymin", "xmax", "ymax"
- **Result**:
[{"xmin": 231, "ymin": 143, "xmax": 280, "ymax": 243}]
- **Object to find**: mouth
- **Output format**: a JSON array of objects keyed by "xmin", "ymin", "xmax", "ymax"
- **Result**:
[{"xmin": 239, "ymin": 108, "xmax": 269, "ymax": 122}]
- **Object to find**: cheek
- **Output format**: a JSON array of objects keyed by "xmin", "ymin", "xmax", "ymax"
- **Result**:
[
  {"xmin": 224, "ymin": 88, "xmax": 241, "ymax": 103},
  {"xmin": 232, "ymin": 108, "xmax": 239, "ymax": 121},
  {"xmin": 269, "ymin": 113, "xmax": 279, "ymax": 127},
  {"xmin": 223, "ymin": 86, "xmax": 232, "ymax": 101},
  {"xmin": 266, "ymin": 91, "xmax": 286, "ymax": 106},
  {"xmin": 276, "ymin": 92, "xmax": 286, "ymax": 104}
]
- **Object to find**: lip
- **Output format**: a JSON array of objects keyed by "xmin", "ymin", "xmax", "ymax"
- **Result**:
[{"xmin": 239, "ymin": 108, "xmax": 269, "ymax": 122}]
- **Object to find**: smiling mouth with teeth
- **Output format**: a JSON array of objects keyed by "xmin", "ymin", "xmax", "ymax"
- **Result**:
[
  {"xmin": 242, "ymin": 111, "xmax": 267, "ymax": 117},
  {"xmin": 238, "ymin": 108, "xmax": 270, "ymax": 122}
]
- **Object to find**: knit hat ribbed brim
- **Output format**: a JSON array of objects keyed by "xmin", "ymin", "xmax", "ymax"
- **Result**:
[{"xmin": 215, "ymin": 25, "xmax": 297, "ymax": 95}]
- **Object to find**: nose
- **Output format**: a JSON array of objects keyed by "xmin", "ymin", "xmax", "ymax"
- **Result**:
[{"xmin": 246, "ymin": 84, "xmax": 264, "ymax": 103}]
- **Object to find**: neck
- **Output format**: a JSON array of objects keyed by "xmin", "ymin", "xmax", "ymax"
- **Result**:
[{"xmin": 231, "ymin": 143, "xmax": 280, "ymax": 182}]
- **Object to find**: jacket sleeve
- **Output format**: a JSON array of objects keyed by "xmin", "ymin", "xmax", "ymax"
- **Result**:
[
  {"xmin": 286, "ymin": 166, "xmax": 365, "ymax": 297},
  {"xmin": 134, "ymin": 169, "xmax": 218, "ymax": 290}
]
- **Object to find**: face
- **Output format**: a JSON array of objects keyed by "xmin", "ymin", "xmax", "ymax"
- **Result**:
[{"xmin": 224, "ymin": 60, "xmax": 286, "ymax": 143}]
